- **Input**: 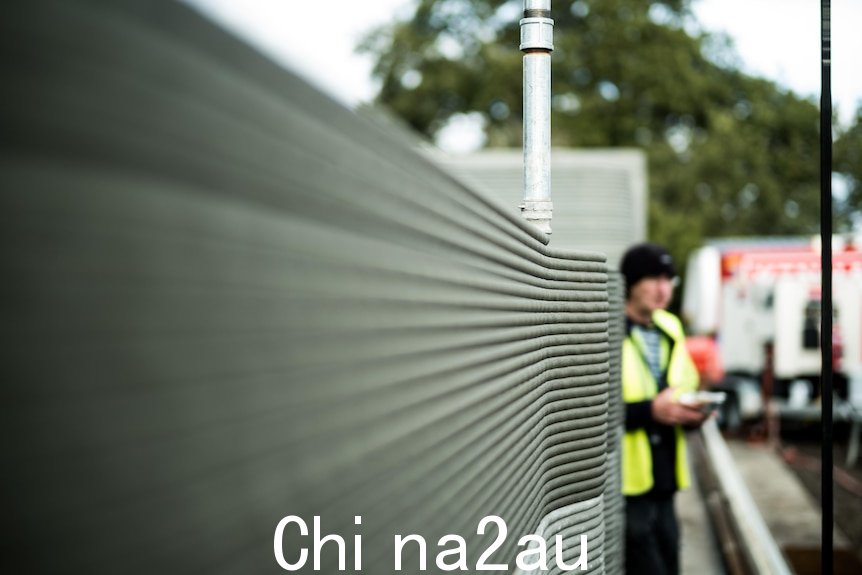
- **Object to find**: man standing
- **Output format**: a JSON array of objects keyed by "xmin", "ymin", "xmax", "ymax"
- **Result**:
[{"xmin": 620, "ymin": 243, "xmax": 708, "ymax": 575}]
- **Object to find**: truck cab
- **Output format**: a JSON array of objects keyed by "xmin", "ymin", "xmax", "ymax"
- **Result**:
[{"xmin": 682, "ymin": 237, "xmax": 862, "ymax": 427}]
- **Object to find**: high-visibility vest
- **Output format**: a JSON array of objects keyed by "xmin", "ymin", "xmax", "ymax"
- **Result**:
[{"xmin": 621, "ymin": 309, "xmax": 700, "ymax": 496}]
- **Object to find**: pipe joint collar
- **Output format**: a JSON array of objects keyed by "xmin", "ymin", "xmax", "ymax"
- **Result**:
[
  {"xmin": 520, "ymin": 17, "xmax": 554, "ymax": 52},
  {"xmin": 520, "ymin": 200, "xmax": 553, "ymax": 234}
]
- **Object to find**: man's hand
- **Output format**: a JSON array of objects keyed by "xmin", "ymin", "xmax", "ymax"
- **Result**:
[{"xmin": 651, "ymin": 387, "xmax": 708, "ymax": 427}]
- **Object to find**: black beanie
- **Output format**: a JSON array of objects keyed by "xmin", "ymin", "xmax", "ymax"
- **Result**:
[{"xmin": 620, "ymin": 243, "xmax": 676, "ymax": 293}]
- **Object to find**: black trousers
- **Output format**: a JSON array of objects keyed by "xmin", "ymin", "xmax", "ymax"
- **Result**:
[{"xmin": 624, "ymin": 495, "xmax": 679, "ymax": 575}]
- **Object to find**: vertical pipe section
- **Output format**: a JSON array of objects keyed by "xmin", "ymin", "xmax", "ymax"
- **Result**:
[
  {"xmin": 820, "ymin": 1, "xmax": 833, "ymax": 573},
  {"xmin": 520, "ymin": 0, "xmax": 553, "ymax": 235}
]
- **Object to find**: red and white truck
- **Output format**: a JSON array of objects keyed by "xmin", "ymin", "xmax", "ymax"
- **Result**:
[{"xmin": 681, "ymin": 237, "xmax": 862, "ymax": 427}]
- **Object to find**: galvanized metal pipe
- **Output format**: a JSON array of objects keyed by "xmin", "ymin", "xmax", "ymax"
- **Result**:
[{"xmin": 520, "ymin": 0, "xmax": 554, "ymax": 234}]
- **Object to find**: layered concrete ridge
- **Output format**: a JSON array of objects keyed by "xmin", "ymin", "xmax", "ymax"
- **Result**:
[{"xmin": 1, "ymin": 1, "xmax": 617, "ymax": 573}]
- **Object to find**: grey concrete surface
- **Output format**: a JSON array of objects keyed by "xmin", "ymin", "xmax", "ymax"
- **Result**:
[
  {"xmin": 726, "ymin": 439, "xmax": 850, "ymax": 550},
  {"xmin": 679, "ymin": 466, "xmax": 726, "ymax": 575}
]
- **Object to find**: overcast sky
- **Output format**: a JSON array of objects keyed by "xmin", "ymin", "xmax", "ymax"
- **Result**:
[{"xmin": 182, "ymin": 0, "xmax": 861, "ymax": 152}]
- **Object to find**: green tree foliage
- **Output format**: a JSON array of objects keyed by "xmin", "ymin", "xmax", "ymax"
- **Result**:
[
  {"xmin": 835, "ymin": 107, "xmax": 862, "ymax": 232},
  {"xmin": 360, "ymin": 0, "xmax": 862, "ymax": 273}
]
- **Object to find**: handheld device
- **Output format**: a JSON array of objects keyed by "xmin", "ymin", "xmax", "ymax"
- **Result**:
[{"xmin": 678, "ymin": 390, "xmax": 727, "ymax": 413}]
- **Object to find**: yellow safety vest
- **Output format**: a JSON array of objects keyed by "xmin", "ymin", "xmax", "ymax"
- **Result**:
[{"xmin": 621, "ymin": 309, "xmax": 700, "ymax": 496}]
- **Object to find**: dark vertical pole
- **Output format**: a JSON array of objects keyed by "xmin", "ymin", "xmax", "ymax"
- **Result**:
[{"xmin": 820, "ymin": 1, "xmax": 833, "ymax": 573}]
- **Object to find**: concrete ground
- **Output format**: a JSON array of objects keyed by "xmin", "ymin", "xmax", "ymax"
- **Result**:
[
  {"xmin": 725, "ymin": 439, "xmax": 850, "ymax": 551},
  {"xmin": 678, "ymin": 466, "xmax": 726, "ymax": 575}
]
